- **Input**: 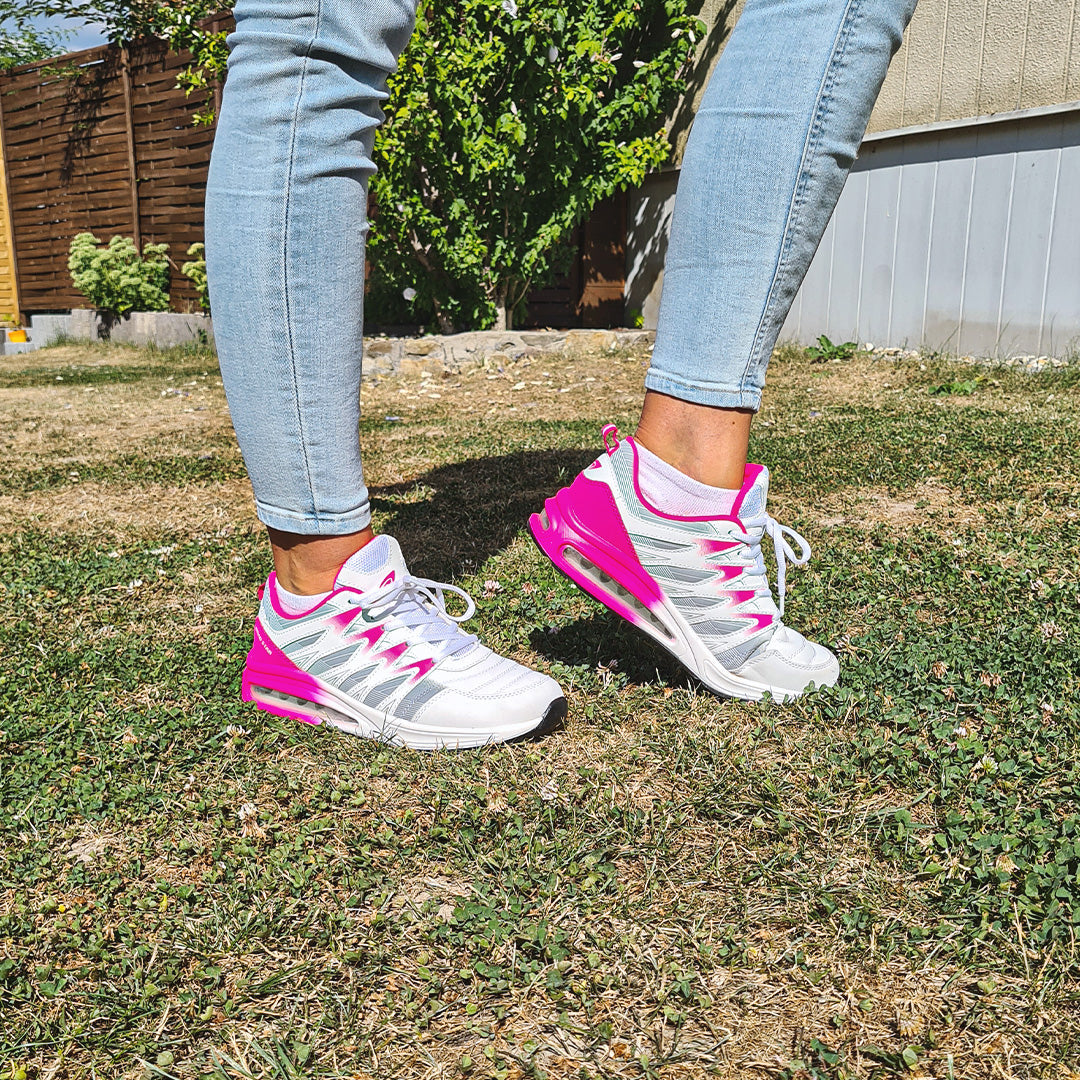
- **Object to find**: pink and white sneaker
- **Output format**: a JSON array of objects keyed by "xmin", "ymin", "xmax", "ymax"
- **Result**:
[
  {"xmin": 242, "ymin": 535, "xmax": 566, "ymax": 749},
  {"xmin": 530, "ymin": 426, "xmax": 839, "ymax": 702}
]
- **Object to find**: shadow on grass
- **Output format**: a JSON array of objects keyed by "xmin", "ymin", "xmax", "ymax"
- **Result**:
[
  {"xmin": 370, "ymin": 446, "xmax": 698, "ymax": 689},
  {"xmin": 530, "ymin": 611, "xmax": 696, "ymax": 691},
  {"xmin": 369, "ymin": 447, "xmax": 596, "ymax": 580}
]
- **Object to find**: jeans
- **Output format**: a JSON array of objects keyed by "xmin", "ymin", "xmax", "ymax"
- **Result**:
[{"xmin": 206, "ymin": 0, "xmax": 916, "ymax": 536}]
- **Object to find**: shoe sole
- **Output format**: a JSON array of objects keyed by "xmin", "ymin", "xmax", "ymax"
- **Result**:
[
  {"xmin": 241, "ymin": 665, "xmax": 567, "ymax": 750},
  {"xmin": 530, "ymin": 500, "xmax": 807, "ymax": 703}
]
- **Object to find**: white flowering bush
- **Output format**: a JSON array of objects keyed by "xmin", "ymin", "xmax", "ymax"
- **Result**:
[
  {"xmin": 68, "ymin": 233, "xmax": 171, "ymax": 318},
  {"xmin": 181, "ymin": 242, "xmax": 210, "ymax": 313}
]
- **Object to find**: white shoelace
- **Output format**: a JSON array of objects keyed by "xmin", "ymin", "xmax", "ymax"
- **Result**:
[
  {"xmin": 744, "ymin": 513, "xmax": 812, "ymax": 617},
  {"xmin": 348, "ymin": 575, "xmax": 478, "ymax": 660}
]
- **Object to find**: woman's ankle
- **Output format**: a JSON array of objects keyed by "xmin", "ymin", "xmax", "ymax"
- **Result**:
[
  {"xmin": 267, "ymin": 526, "xmax": 376, "ymax": 594},
  {"xmin": 634, "ymin": 390, "xmax": 753, "ymax": 490}
]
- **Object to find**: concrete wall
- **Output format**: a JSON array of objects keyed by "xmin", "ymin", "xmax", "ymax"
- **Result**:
[{"xmin": 782, "ymin": 104, "xmax": 1080, "ymax": 358}]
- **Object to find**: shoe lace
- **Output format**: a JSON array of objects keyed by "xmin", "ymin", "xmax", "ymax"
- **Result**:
[
  {"xmin": 742, "ymin": 512, "xmax": 812, "ymax": 617},
  {"xmin": 350, "ymin": 574, "xmax": 479, "ymax": 660}
]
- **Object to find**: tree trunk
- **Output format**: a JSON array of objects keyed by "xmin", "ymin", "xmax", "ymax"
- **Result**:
[{"xmin": 493, "ymin": 281, "xmax": 510, "ymax": 331}]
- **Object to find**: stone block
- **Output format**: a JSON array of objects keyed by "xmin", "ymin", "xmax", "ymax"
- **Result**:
[
  {"xmin": 403, "ymin": 339, "xmax": 441, "ymax": 356},
  {"xmin": 67, "ymin": 309, "xmax": 213, "ymax": 347},
  {"xmin": 29, "ymin": 314, "xmax": 73, "ymax": 346}
]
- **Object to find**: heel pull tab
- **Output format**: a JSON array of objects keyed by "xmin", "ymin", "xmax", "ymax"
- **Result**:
[
  {"xmin": 601, "ymin": 424, "xmax": 621, "ymax": 455},
  {"xmin": 257, "ymin": 583, "xmax": 266, "ymax": 600}
]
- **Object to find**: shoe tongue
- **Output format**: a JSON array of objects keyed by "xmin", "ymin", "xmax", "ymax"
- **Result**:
[
  {"xmin": 334, "ymin": 534, "xmax": 409, "ymax": 594},
  {"xmin": 733, "ymin": 463, "xmax": 770, "ymax": 519}
]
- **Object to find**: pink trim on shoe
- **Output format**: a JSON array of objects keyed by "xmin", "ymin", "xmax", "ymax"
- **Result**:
[
  {"xmin": 242, "ymin": 618, "xmax": 335, "ymax": 725},
  {"xmin": 400, "ymin": 657, "xmax": 435, "ymax": 683},
  {"xmin": 327, "ymin": 607, "xmax": 364, "ymax": 632},
  {"xmin": 731, "ymin": 464, "xmax": 766, "ymax": 518},
  {"xmin": 530, "ymin": 469, "xmax": 668, "ymax": 634},
  {"xmin": 374, "ymin": 641, "xmax": 408, "ymax": 667},
  {"xmin": 347, "ymin": 624, "xmax": 385, "ymax": 649},
  {"xmin": 698, "ymin": 538, "xmax": 741, "ymax": 556},
  {"xmin": 265, "ymin": 572, "xmax": 337, "ymax": 619},
  {"xmin": 721, "ymin": 589, "xmax": 757, "ymax": 606},
  {"xmin": 623, "ymin": 437, "xmax": 761, "ymax": 525}
]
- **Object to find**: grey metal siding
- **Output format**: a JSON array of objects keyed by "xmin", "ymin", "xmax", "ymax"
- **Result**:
[{"xmin": 782, "ymin": 106, "xmax": 1080, "ymax": 356}]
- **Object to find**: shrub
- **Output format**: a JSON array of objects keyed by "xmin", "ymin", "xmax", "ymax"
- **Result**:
[
  {"xmin": 181, "ymin": 243, "xmax": 210, "ymax": 314},
  {"xmin": 68, "ymin": 233, "xmax": 170, "ymax": 318}
]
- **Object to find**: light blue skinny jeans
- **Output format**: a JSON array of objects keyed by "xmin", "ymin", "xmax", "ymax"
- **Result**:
[{"xmin": 205, "ymin": 0, "xmax": 917, "ymax": 536}]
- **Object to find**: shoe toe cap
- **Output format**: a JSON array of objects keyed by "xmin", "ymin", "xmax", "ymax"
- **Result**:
[{"xmin": 732, "ymin": 624, "xmax": 839, "ymax": 698}]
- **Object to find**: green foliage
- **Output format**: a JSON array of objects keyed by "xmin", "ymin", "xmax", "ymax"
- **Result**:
[
  {"xmin": 181, "ymin": 242, "xmax": 210, "ymax": 313},
  {"xmin": 0, "ymin": 18, "xmax": 68, "ymax": 70},
  {"xmin": 0, "ymin": 2, "xmax": 166, "ymax": 48},
  {"xmin": 68, "ymin": 233, "xmax": 170, "ymax": 317},
  {"xmin": 928, "ymin": 375, "xmax": 984, "ymax": 395},
  {"xmin": 367, "ymin": 0, "xmax": 703, "ymax": 330},
  {"xmin": 806, "ymin": 334, "xmax": 858, "ymax": 362}
]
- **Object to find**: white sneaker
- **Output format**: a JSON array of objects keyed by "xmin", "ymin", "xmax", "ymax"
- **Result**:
[
  {"xmin": 530, "ymin": 426, "xmax": 838, "ymax": 702},
  {"xmin": 242, "ymin": 535, "xmax": 566, "ymax": 749}
]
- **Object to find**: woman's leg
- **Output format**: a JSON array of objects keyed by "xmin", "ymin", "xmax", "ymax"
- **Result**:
[
  {"xmin": 638, "ymin": 0, "xmax": 918, "ymax": 478},
  {"xmin": 533, "ymin": 0, "xmax": 917, "ymax": 701},
  {"xmin": 206, "ymin": 0, "xmax": 416, "ymax": 592},
  {"xmin": 205, "ymin": 0, "xmax": 565, "ymax": 747}
]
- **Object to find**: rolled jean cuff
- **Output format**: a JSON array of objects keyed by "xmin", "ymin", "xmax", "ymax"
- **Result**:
[
  {"xmin": 254, "ymin": 496, "xmax": 372, "ymax": 536},
  {"xmin": 644, "ymin": 367, "xmax": 762, "ymax": 412}
]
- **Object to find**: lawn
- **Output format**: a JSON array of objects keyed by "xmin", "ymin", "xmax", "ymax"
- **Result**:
[{"xmin": 1, "ymin": 339, "xmax": 1079, "ymax": 1079}]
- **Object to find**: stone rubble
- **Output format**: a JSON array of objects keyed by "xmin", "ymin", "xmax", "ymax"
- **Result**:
[
  {"xmin": 862, "ymin": 343, "xmax": 1070, "ymax": 374},
  {"xmin": 361, "ymin": 328, "xmax": 655, "ymax": 381}
]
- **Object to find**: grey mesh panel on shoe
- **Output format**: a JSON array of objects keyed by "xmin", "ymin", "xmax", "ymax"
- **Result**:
[
  {"xmin": 308, "ymin": 644, "xmax": 363, "ymax": 677},
  {"xmin": 281, "ymin": 631, "xmax": 325, "ymax": 657},
  {"xmin": 738, "ymin": 487, "xmax": 764, "ymax": 519},
  {"xmin": 649, "ymin": 564, "xmax": 715, "ymax": 585},
  {"xmin": 667, "ymin": 595, "xmax": 724, "ymax": 611},
  {"xmin": 683, "ymin": 617, "xmax": 752, "ymax": 639},
  {"xmin": 716, "ymin": 633, "xmax": 769, "ymax": 671},
  {"xmin": 263, "ymin": 604, "xmax": 328, "ymax": 632},
  {"xmin": 363, "ymin": 674, "xmax": 411, "ymax": 708},
  {"xmin": 337, "ymin": 664, "xmax": 379, "ymax": 695},
  {"xmin": 394, "ymin": 678, "xmax": 446, "ymax": 720},
  {"xmin": 627, "ymin": 533, "xmax": 693, "ymax": 552}
]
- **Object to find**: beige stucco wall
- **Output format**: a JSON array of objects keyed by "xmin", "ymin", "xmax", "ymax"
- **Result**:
[
  {"xmin": 869, "ymin": 0, "xmax": 1080, "ymax": 132},
  {"xmin": 674, "ymin": 0, "xmax": 1080, "ymax": 156}
]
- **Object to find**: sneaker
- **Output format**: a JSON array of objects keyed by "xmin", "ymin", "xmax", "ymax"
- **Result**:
[
  {"xmin": 241, "ymin": 534, "xmax": 566, "ymax": 749},
  {"xmin": 529, "ymin": 426, "xmax": 838, "ymax": 702}
]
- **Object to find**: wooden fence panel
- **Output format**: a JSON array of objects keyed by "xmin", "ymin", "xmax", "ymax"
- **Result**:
[{"xmin": 0, "ymin": 39, "xmax": 217, "ymax": 315}]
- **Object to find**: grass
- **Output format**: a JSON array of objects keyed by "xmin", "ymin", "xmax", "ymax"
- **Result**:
[{"xmin": 1, "ymin": 339, "xmax": 1079, "ymax": 1079}]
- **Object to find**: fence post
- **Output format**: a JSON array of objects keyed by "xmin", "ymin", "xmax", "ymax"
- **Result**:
[
  {"xmin": 120, "ymin": 47, "xmax": 142, "ymax": 250},
  {"xmin": 0, "ymin": 83, "xmax": 23, "ymax": 323}
]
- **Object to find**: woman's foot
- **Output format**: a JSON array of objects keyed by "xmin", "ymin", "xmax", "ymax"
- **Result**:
[
  {"xmin": 243, "ymin": 534, "xmax": 566, "ymax": 749},
  {"xmin": 530, "ymin": 426, "xmax": 838, "ymax": 702}
]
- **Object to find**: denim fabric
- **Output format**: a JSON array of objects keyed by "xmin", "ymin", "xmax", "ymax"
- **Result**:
[
  {"xmin": 206, "ymin": 0, "xmax": 914, "ymax": 535},
  {"xmin": 647, "ymin": 0, "xmax": 917, "ymax": 410},
  {"xmin": 205, "ymin": 0, "xmax": 417, "ymax": 534}
]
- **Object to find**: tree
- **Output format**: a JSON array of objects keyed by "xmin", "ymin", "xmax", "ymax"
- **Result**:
[
  {"xmin": 0, "ymin": 18, "xmax": 69, "ymax": 70},
  {"xmin": 2, "ymin": 0, "xmax": 702, "ymax": 332},
  {"xmin": 369, "ymin": 0, "xmax": 702, "ymax": 331}
]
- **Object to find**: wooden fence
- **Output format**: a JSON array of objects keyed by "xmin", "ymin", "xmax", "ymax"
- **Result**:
[
  {"xmin": 0, "ymin": 37, "xmax": 220, "ymax": 315},
  {"xmin": 0, "ymin": 34, "xmax": 624, "ymax": 326}
]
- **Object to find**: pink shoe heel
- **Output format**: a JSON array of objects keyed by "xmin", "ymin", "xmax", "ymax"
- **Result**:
[
  {"xmin": 529, "ymin": 478, "xmax": 675, "ymax": 642},
  {"xmin": 241, "ymin": 620, "xmax": 334, "ymax": 726}
]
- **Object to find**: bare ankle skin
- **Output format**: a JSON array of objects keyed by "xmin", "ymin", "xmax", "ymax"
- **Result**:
[
  {"xmin": 267, "ymin": 526, "xmax": 376, "ymax": 594},
  {"xmin": 634, "ymin": 390, "xmax": 754, "ymax": 490}
]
